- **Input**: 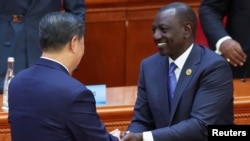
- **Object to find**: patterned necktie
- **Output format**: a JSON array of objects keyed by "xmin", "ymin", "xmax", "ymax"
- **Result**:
[{"xmin": 168, "ymin": 62, "xmax": 177, "ymax": 107}]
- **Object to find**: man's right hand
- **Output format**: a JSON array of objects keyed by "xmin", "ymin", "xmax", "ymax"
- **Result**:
[{"xmin": 220, "ymin": 38, "xmax": 247, "ymax": 67}]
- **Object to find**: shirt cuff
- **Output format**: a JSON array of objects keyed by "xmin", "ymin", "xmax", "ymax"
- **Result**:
[
  {"xmin": 215, "ymin": 36, "xmax": 232, "ymax": 55},
  {"xmin": 143, "ymin": 131, "xmax": 154, "ymax": 141}
]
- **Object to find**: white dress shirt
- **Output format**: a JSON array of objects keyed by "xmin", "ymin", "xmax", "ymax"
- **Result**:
[{"xmin": 215, "ymin": 36, "xmax": 232, "ymax": 55}]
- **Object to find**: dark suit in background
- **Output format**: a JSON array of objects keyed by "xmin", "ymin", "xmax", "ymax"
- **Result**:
[
  {"xmin": 0, "ymin": 0, "xmax": 85, "ymax": 93},
  {"xmin": 199, "ymin": 0, "xmax": 250, "ymax": 79}
]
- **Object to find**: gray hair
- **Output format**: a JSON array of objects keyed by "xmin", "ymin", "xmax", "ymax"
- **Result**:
[{"xmin": 39, "ymin": 12, "xmax": 85, "ymax": 51}]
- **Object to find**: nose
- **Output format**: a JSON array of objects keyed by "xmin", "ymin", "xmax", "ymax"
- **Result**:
[{"xmin": 153, "ymin": 29, "xmax": 162, "ymax": 40}]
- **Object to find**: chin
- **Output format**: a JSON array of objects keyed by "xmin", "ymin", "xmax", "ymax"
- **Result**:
[
  {"xmin": 158, "ymin": 51, "xmax": 168, "ymax": 56},
  {"xmin": 158, "ymin": 48, "xmax": 169, "ymax": 56}
]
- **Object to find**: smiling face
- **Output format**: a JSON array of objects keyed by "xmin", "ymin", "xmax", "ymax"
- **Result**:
[{"xmin": 152, "ymin": 7, "xmax": 193, "ymax": 60}]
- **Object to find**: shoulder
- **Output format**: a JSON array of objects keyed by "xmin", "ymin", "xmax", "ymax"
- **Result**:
[
  {"xmin": 141, "ymin": 52, "xmax": 167, "ymax": 66},
  {"xmin": 194, "ymin": 43, "xmax": 230, "ymax": 72},
  {"xmin": 194, "ymin": 43, "xmax": 224, "ymax": 61}
]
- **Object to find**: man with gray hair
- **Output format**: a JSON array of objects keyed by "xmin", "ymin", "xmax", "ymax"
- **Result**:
[{"xmin": 8, "ymin": 12, "xmax": 121, "ymax": 141}]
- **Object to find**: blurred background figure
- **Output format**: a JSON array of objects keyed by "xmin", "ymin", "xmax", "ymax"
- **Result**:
[
  {"xmin": 199, "ymin": 0, "xmax": 250, "ymax": 80},
  {"xmin": 0, "ymin": 0, "xmax": 85, "ymax": 93}
]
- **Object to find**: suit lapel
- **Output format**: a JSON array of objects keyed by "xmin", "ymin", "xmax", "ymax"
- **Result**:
[
  {"xmin": 169, "ymin": 44, "xmax": 202, "ymax": 123},
  {"xmin": 155, "ymin": 55, "xmax": 171, "ymax": 125}
]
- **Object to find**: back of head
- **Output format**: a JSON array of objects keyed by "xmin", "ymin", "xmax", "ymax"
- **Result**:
[
  {"xmin": 39, "ymin": 12, "xmax": 85, "ymax": 52},
  {"xmin": 159, "ymin": 2, "xmax": 197, "ymax": 38}
]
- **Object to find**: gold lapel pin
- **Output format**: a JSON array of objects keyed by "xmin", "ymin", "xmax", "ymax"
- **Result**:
[{"xmin": 186, "ymin": 69, "xmax": 192, "ymax": 75}]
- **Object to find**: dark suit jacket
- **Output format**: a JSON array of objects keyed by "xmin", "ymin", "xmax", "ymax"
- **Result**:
[
  {"xmin": 128, "ymin": 43, "xmax": 234, "ymax": 141},
  {"xmin": 199, "ymin": 0, "xmax": 250, "ymax": 78},
  {"xmin": 8, "ymin": 58, "xmax": 118, "ymax": 141},
  {"xmin": 0, "ymin": 0, "xmax": 85, "ymax": 93}
]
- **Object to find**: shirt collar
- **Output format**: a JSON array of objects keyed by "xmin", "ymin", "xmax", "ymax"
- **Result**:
[
  {"xmin": 40, "ymin": 56, "xmax": 70, "ymax": 73},
  {"xmin": 169, "ymin": 43, "xmax": 193, "ymax": 70}
]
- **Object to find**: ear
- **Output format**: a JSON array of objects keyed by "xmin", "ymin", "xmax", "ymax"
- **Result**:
[
  {"xmin": 69, "ymin": 36, "xmax": 79, "ymax": 53},
  {"xmin": 183, "ymin": 22, "xmax": 192, "ymax": 39}
]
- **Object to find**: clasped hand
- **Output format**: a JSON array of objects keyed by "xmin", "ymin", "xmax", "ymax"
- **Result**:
[{"xmin": 110, "ymin": 129, "xmax": 143, "ymax": 141}]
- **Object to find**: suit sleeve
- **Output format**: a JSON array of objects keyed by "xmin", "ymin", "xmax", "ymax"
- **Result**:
[
  {"xmin": 198, "ymin": 0, "xmax": 230, "ymax": 50},
  {"xmin": 128, "ymin": 61, "xmax": 156, "ymax": 132},
  {"xmin": 67, "ymin": 89, "xmax": 118, "ymax": 141}
]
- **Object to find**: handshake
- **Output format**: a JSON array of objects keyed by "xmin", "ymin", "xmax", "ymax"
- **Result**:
[{"xmin": 110, "ymin": 129, "xmax": 143, "ymax": 141}]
